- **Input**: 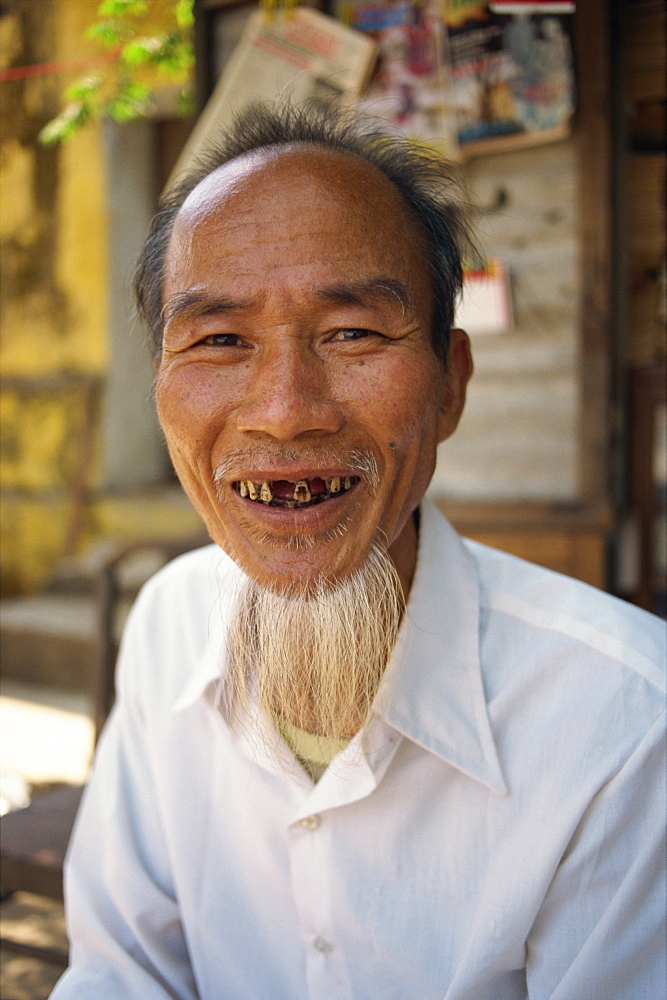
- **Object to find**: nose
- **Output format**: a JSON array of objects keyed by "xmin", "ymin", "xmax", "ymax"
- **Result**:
[{"xmin": 235, "ymin": 339, "xmax": 344, "ymax": 441}]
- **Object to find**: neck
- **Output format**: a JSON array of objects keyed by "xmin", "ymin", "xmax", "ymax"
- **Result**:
[{"xmin": 387, "ymin": 509, "xmax": 419, "ymax": 601}]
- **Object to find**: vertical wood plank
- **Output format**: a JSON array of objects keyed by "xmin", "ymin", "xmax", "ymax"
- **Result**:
[{"xmin": 574, "ymin": 0, "xmax": 614, "ymax": 502}]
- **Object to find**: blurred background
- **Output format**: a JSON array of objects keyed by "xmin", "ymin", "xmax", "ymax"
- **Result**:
[{"xmin": 0, "ymin": 0, "xmax": 665, "ymax": 994}]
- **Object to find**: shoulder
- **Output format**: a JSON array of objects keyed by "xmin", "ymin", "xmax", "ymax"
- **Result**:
[
  {"xmin": 114, "ymin": 543, "xmax": 242, "ymax": 707},
  {"xmin": 126, "ymin": 541, "xmax": 243, "ymax": 650},
  {"xmin": 460, "ymin": 537, "xmax": 665, "ymax": 798},
  {"xmin": 464, "ymin": 537, "xmax": 665, "ymax": 692},
  {"xmin": 134, "ymin": 542, "xmax": 239, "ymax": 616}
]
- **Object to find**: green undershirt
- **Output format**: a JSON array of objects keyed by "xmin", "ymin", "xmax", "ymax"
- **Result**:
[{"xmin": 276, "ymin": 717, "xmax": 350, "ymax": 782}]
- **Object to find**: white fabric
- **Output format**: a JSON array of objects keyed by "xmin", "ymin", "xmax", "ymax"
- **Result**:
[{"xmin": 52, "ymin": 501, "xmax": 666, "ymax": 1000}]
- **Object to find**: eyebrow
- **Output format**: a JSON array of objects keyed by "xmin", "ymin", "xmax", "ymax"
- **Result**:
[
  {"xmin": 316, "ymin": 277, "xmax": 416, "ymax": 315},
  {"xmin": 162, "ymin": 289, "xmax": 252, "ymax": 326},
  {"xmin": 162, "ymin": 276, "xmax": 417, "ymax": 326}
]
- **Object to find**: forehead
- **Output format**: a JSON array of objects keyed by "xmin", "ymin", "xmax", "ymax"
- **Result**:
[{"xmin": 165, "ymin": 146, "xmax": 432, "ymax": 308}]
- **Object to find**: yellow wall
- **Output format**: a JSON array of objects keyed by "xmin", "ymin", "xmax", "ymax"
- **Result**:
[
  {"xmin": 0, "ymin": 2, "xmax": 108, "ymax": 379},
  {"xmin": 0, "ymin": 0, "xmax": 198, "ymax": 595},
  {"xmin": 0, "ymin": 2, "xmax": 104, "ymax": 592},
  {"xmin": 0, "ymin": 0, "xmax": 199, "ymax": 595}
]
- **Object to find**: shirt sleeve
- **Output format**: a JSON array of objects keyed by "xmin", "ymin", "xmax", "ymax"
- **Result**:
[
  {"xmin": 525, "ymin": 708, "xmax": 666, "ymax": 1000},
  {"xmin": 50, "ymin": 645, "xmax": 199, "ymax": 998}
]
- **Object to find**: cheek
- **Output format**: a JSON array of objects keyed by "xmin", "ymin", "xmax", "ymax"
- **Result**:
[
  {"xmin": 379, "ymin": 373, "xmax": 444, "ymax": 490},
  {"xmin": 343, "ymin": 358, "xmax": 442, "ymax": 446},
  {"xmin": 156, "ymin": 368, "xmax": 233, "ymax": 451}
]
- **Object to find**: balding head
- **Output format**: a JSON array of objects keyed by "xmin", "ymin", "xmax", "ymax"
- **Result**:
[{"xmin": 134, "ymin": 100, "xmax": 472, "ymax": 364}]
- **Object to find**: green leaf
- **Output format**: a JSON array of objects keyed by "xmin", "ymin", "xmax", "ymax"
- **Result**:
[
  {"xmin": 175, "ymin": 0, "xmax": 194, "ymax": 30},
  {"xmin": 120, "ymin": 30, "xmax": 193, "ymax": 76},
  {"xmin": 86, "ymin": 20, "xmax": 123, "ymax": 48},
  {"xmin": 121, "ymin": 37, "xmax": 157, "ymax": 66},
  {"xmin": 39, "ymin": 101, "xmax": 92, "ymax": 144},
  {"xmin": 114, "ymin": 78, "xmax": 151, "ymax": 103},
  {"xmin": 107, "ymin": 80, "xmax": 151, "ymax": 121},
  {"xmin": 42, "ymin": 0, "xmax": 194, "ymax": 143},
  {"xmin": 98, "ymin": 0, "xmax": 148, "ymax": 18},
  {"xmin": 150, "ymin": 31, "xmax": 194, "ymax": 75},
  {"xmin": 65, "ymin": 75, "xmax": 103, "ymax": 101}
]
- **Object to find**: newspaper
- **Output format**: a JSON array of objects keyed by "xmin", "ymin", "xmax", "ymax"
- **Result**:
[
  {"xmin": 168, "ymin": 7, "xmax": 377, "ymax": 189},
  {"xmin": 341, "ymin": 0, "xmax": 459, "ymax": 156}
]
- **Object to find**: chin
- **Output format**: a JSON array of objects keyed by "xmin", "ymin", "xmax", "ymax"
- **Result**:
[{"xmin": 227, "ymin": 534, "xmax": 378, "ymax": 595}]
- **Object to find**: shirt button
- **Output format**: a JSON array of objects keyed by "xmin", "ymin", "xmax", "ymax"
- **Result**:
[
  {"xmin": 313, "ymin": 936, "xmax": 333, "ymax": 954},
  {"xmin": 300, "ymin": 814, "xmax": 322, "ymax": 830}
]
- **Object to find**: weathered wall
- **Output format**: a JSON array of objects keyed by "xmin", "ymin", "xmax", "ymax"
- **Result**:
[
  {"xmin": 0, "ymin": 0, "xmax": 109, "ymax": 594},
  {"xmin": 0, "ymin": 1, "xmax": 201, "ymax": 596},
  {"xmin": 433, "ymin": 139, "xmax": 580, "ymax": 501}
]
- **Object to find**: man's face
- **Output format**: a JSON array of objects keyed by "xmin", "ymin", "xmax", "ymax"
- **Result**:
[{"xmin": 156, "ymin": 146, "xmax": 470, "ymax": 593}]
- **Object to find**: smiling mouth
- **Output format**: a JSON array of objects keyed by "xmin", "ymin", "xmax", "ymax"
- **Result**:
[{"xmin": 233, "ymin": 476, "xmax": 359, "ymax": 508}]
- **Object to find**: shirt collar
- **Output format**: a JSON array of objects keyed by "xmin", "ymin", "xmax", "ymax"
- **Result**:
[
  {"xmin": 172, "ymin": 641, "xmax": 223, "ymax": 714},
  {"xmin": 172, "ymin": 502, "xmax": 506, "ymax": 796},
  {"xmin": 377, "ymin": 500, "xmax": 507, "ymax": 795},
  {"xmin": 172, "ymin": 550, "xmax": 240, "ymax": 714}
]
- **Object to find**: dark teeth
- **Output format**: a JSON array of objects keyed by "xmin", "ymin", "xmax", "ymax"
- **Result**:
[
  {"xmin": 235, "ymin": 476, "xmax": 358, "ymax": 507},
  {"xmin": 293, "ymin": 480, "xmax": 311, "ymax": 504}
]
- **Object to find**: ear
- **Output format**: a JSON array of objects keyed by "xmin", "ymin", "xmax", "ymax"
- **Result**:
[{"xmin": 437, "ymin": 328, "xmax": 473, "ymax": 443}]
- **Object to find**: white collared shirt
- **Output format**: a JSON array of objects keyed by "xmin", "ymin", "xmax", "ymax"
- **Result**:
[{"xmin": 52, "ymin": 502, "xmax": 666, "ymax": 1000}]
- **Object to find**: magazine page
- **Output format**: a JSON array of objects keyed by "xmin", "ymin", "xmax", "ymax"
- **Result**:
[
  {"xmin": 338, "ymin": 0, "xmax": 459, "ymax": 156},
  {"xmin": 446, "ymin": 0, "xmax": 575, "ymax": 155}
]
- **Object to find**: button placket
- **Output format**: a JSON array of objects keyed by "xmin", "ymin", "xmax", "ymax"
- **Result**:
[{"xmin": 289, "ymin": 808, "xmax": 347, "ymax": 996}]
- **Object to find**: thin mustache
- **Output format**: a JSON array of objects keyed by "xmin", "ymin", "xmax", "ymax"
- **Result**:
[{"xmin": 213, "ymin": 448, "xmax": 379, "ymax": 491}]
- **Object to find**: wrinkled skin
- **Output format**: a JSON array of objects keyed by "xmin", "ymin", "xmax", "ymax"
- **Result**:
[{"xmin": 156, "ymin": 146, "xmax": 472, "ymax": 595}]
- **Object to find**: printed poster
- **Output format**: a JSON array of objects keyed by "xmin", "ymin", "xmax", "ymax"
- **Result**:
[
  {"xmin": 339, "ymin": 0, "xmax": 459, "ymax": 155},
  {"xmin": 446, "ymin": 0, "xmax": 576, "ymax": 154}
]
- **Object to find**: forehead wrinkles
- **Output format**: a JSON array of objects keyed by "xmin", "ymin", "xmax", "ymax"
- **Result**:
[
  {"xmin": 177, "ymin": 191, "xmax": 388, "ymax": 255},
  {"xmin": 165, "ymin": 147, "xmax": 433, "ymax": 309},
  {"xmin": 174, "ymin": 146, "xmax": 420, "ymax": 249},
  {"xmin": 167, "ymin": 222, "xmax": 395, "ymax": 298}
]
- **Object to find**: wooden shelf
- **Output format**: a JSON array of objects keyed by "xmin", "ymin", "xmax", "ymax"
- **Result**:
[{"xmin": 437, "ymin": 500, "xmax": 612, "ymax": 589}]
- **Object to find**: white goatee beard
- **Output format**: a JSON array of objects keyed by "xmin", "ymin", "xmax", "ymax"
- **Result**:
[{"xmin": 224, "ymin": 542, "xmax": 405, "ymax": 743}]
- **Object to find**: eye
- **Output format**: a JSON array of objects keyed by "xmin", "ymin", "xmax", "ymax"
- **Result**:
[
  {"xmin": 332, "ymin": 328, "xmax": 376, "ymax": 342},
  {"xmin": 201, "ymin": 333, "xmax": 245, "ymax": 347}
]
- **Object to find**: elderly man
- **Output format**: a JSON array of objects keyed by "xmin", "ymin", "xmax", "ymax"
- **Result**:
[{"xmin": 52, "ymin": 103, "xmax": 665, "ymax": 1000}]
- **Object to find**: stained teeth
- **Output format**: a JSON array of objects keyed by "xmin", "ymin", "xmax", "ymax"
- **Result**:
[
  {"xmin": 238, "ymin": 475, "xmax": 357, "ymax": 505},
  {"xmin": 293, "ymin": 480, "xmax": 311, "ymax": 504}
]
